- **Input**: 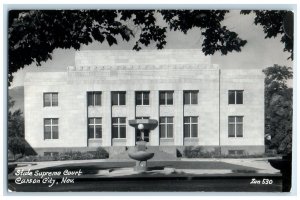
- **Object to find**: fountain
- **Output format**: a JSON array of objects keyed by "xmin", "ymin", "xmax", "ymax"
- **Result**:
[{"xmin": 128, "ymin": 119, "xmax": 158, "ymax": 172}]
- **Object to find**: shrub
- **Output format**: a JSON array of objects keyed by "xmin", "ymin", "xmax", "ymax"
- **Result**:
[
  {"xmin": 81, "ymin": 152, "xmax": 95, "ymax": 160},
  {"xmin": 16, "ymin": 149, "xmax": 109, "ymax": 162},
  {"xmin": 61, "ymin": 151, "xmax": 82, "ymax": 160},
  {"xmin": 8, "ymin": 137, "xmax": 26, "ymax": 159},
  {"xmin": 182, "ymin": 146, "xmax": 274, "ymax": 158},
  {"xmin": 58, "ymin": 153, "xmax": 72, "ymax": 161},
  {"xmin": 57, "ymin": 151, "xmax": 96, "ymax": 160},
  {"xmin": 17, "ymin": 155, "xmax": 57, "ymax": 162},
  {"xmin": 94, "ymin": 147, "xmax": 109, "ymax": 159},
  {"xmin": 183, "ymin": 146, "xmax": 220, "ymax": 158},
  {"xmin": 183, "ymin": 146, "xmax": 200, "ymax": 158},
  {"xmin": 176, "ymin": 149, "xmax": 183, "ymax": 158}
]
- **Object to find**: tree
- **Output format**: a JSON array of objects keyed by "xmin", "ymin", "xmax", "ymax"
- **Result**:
[
  {"xmin": 8, "ymin": 10, "xmax": 247, "ymax": 83},
  {"xmin": 241, "ymin": 10, "xmax": 293, "ymax": 60},
  {"xmin": 8, "ymin": 96, "xmax": 26, "ymax": 159},
  {"xmin": 263, "ymin": 65, "xmax": 293, "ymax": 154},
  {"xmin": 8, "ymin": 97, "xmax": 24, "ymax": 137},
  {"xmin": 8, "ymin": 137, "xmax": 26, "ymax": 160}
]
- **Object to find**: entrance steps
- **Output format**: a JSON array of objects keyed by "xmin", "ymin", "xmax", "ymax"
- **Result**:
[{"xmin": 109, "ymin": 146, "xmax": 178, "ymax": 161}]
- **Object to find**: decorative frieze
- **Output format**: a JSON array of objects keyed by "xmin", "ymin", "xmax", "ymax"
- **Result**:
[{"xmin": 67, "ymin": 63, "xmax": 218, "ymax": 72}]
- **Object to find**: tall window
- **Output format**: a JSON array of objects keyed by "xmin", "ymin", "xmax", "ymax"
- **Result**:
[
  {"xmin": 159, "ymin": 91, "xmax": 173, "ymax": 105},
  {"xmin": 88, "ymin": 118, "xmax": 102, "ymax": 139},
  {"xmin": 44, "ymin": 93, "xmax": 58, "ymax": 107},
  {"xmin": 112, "ymin": 92, "xmax": 126, "ymax": 105},
  {"xmin": 184, "ymin": 91, "xmax": 198, "ymax": 105},
  {"xmin": 184, "ymin": 117, "xmax": 198, "ymax": 138},
  {"xmin": 87, "ymin": 92, "xmax": 101, "ymax": 106},
  {"xmin": 136, "ymin": 91, "xmax": 150, "ymax": 105},
  {"xmin": 159, "ymin": 117, "xmax": 173, "ymax": 138},
  {"xmin": 228, "ymin": 90, "xmax": 243, "ymax": 104},
  {"xmin": 44, "ymin": 118, "xmax": 58, "ymax": 139},
  {"xmin": 228, "ymin": 116, "xmax": 243, "ymax": 137},
  {"xmin": 112, "ymin": 117, "xmax": 126, "ymax": 138}
]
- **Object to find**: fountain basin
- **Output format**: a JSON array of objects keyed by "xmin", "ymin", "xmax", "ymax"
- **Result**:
[{"xmin": 128, "ymin": 151, "xmax": 154, "ymax": 161}]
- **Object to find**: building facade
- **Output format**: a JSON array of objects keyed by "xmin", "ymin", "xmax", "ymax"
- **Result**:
[{"xmin": 24, "ymin": 49, "xmax": 265, "ymax": 156}]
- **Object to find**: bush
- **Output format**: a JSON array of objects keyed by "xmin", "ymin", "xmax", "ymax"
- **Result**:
[
  {"xmin": 183, "ymin": 146, "xmax": 221, "ymax": 158},
  {"xmin": 8, "ymin": 137, "xmax": 26, "ymax": 159},
  {"xmin": 176, "ymin": 149, "xmax": 183, "ymax": 158},
  {"xmin": 60, "ymin": 151, "xmax": 82, "ymax": 160},
  {"xmin": 182, "ymin": 146, "xmax": 275, "ymax": 158},
  {"xmin": 80, "ymin": 152, "xmax": 95, "ymax": 160},
  {"xmin": 17, "ymin": 155, "xmax": 57, "ymax": 162},
  {"xmin": 57, "ymin": 151, "xmax": 100, "ymax": 160},
  {"xmin": 183, "ymin": 146, "xmax": 201, "ymax": 158},
  {"xmin": 94, "ymin": 147, "xmax": 109, "ymax": 159},
  {"xmin": 16, "ymin": 149, "xmax": 109, "ymax": 162}
]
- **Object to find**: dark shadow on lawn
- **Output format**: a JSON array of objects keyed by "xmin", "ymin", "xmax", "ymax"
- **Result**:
[
  {"xmin": 231, "ymin": 169, "xmax": 258, "ymax": 173},
  {"xmin": 147, "ymin": 166, "xmax": 165, "ymax": 171},
  {"xmin": 148, "ymin": 161, "xmax": 259, "ymax": 170}
]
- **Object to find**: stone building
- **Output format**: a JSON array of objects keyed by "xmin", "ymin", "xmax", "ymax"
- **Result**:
[{"xmin": 24, "ymin": 49, "xmax": 265, "ymax": 157}]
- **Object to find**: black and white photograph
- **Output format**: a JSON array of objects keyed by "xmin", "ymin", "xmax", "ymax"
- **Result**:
[{"xmin": 4, "ymin": 3, "xmax": 296, "ymax": 194}]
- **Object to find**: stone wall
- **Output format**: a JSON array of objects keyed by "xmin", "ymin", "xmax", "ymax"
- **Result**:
[
  {"xmin": 24, "ymin": 50, "xmax": 265, "ymax": 156},
  {"xmin": 220, "ymin": 69, "xmax": 265, "ymax": 150}
]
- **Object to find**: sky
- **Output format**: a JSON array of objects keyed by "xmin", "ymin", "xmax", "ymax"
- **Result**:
[{"xmin": 10, "ymin": 10, "xmax": 293, "ymax": 88}]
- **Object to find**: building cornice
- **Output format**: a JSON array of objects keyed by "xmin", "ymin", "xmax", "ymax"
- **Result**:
[{"xmin": 67, "ymin": 64, "xmax": 219, "ymax": 71}]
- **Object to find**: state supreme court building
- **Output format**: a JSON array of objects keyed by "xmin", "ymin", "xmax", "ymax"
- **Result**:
[{"xmin": 24, "ymin": 49, "xmax": 265, "ymax": 157}]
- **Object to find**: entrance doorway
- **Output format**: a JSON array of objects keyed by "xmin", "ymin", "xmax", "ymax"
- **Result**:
[{"xmin": 136, "ymin": 117, "xmax": 150, "ymax": 142}]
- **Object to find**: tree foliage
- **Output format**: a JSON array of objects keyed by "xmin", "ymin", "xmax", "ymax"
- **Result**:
[
  {"xmin": 8, "ymin": 10, "xmax": 247, "ymax": 83},
  {"xmin": 8, "ymin": 136, "xmax": 26, "ymax": 159},
  {"xmin": 8, "ymin": 96, "xmax": 26, "ymax": 159},
  {"xmin": 263, "ymin": 65, "xmax": 293, "ymax": 154},
  {"xmin": 8, "ymin": 98, "xmax": 24, "ymax": 138},
  {"xmin": 241, "ymin": 10, "xmax": 293, "ymax": 60}
]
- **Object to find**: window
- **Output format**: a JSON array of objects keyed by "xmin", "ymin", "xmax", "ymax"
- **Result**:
[
  {"xmin": 112, "ymin": 92, "xmax": 126, "ymax": 105},
  {"xmin": 184, "ymin": 117, "xmax": 198, "ymax": 138},
  {"xmin": 184, "ymin": 91, "xmax": 198, "ymax": 105},
  {"xmin": 44, "ymin": 118, "xmax": 59, "ymax": 139},
  {"xmin": 159, "ymin": 91, "xmax": 173, "ymax": 105},
  {"xmin": 136, "ymin": 91, "xmax": 150, "ymax": 105},
  {"xmin": 159, "ymin": 117, "xmax": 173, "ymax": 138},
  {"xmin": 88, "ymin": 118, "xmax": 102, "ymax": 139},
  {"xmin": 87, "ymin": 92, "xmax": 101, "ymax": 106},
  {"xmin": 228, "ymin": 90, "xmax": 243, "ymax": 104},
  {"xmin": 228, "ymin": 116, "xmax": 243, "ymax": 137},
  {"xmin": 112, "ymin": 117, "xmax": 126, "ymax": 138},
  {"xmin": 44, "ymin": 93, "xmax": 58, "ymax": 107}
]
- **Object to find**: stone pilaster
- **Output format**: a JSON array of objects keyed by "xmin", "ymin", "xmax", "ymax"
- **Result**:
[
  {"xmin": 102, "ymin": 91, "xmax": 112, "ymax": 146},
  {"xmin": 174, "ymin": 90, "xmax": 184, "ymax": 146},
  {"xmin": 150, "ymin": 90, "xmax": 159, "ymax": 146},
  {"xmin": 126, "ymin": 90, "xmax": 136, "ymax": 146}
]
